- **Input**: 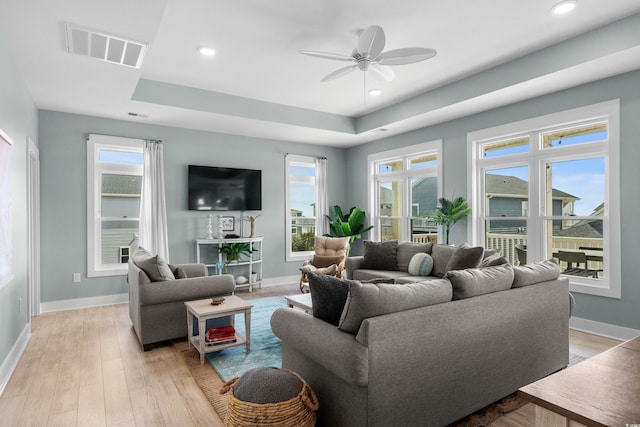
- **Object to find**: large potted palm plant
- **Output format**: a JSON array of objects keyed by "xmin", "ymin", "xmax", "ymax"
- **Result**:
[
  {"xmin": 324, "ymin": 205, "xmax": 374, "ymax": 247},
  {"xmin": 427, "ymin": 197, "xmax": 471, "ymax": 245}
]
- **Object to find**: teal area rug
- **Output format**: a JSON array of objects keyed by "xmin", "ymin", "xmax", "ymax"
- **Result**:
[{"xmin": 206, "ymin": 295, "xmax": 285, "ymax": 381}]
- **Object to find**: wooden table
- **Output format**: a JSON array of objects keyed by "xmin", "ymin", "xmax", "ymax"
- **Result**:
[
  {"xmin": 519, "ymin": 336, "xmax": 640, "ymax": 427},
  {"xmin": 284, "ymin": 293, "xmax": 313, "ymax": 314},
  {"xmin": 185, "ymin": 295, "xmax": 253, "ymax": 364}
]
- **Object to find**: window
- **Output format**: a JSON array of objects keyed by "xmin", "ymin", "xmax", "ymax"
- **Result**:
[
  {"xmin": 468, "ymin": 100, "xmax": 621, "ymax": 298},
  {"xmin": 87, "ymin": 134, "xmax": 143, "ymax": 277},
  {"xmin": 285, "ymin": 155, "xmax": 317, "ymax": 261},
  {"xmin": 369, "ymin": 140, "xmax": 442, "ymax": 242}
]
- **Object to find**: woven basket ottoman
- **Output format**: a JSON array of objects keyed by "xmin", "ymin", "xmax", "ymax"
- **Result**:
[{"xmin": 219, "ymin": 367, "xmax": 319, "ymax": 427}]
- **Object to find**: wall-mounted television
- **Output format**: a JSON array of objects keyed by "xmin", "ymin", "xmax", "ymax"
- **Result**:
[{"xmin": 188, "ymin": 165, "xmax": 262, "ymax": 211}]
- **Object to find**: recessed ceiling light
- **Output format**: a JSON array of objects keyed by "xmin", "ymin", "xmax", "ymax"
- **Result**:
[
  {"xmin": 199, "ymin": 46, "xmax": 216, "ymax": 56},
  {"xmin": 552, "ymin": 1, "xmax": 576, "ymax": 15},
  {"xmin": 368, "ymin": 89, "xmax": 382, "ymax": 96}
]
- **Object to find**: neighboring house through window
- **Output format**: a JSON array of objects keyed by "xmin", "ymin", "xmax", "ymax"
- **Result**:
[
  {"xmin": 368, "ymin": 140, "xmax": 442, "ymax": 242},
  {"xmin": 468, "ymin": 100, "xmax": 621, "ymax": 298},
  {"xmin": 285, "ymin": 154, "xmax": 317, "ymax": 261},
  {"xmin": 87, "ymin": 134, "xmax": 143, "ymax": 277}
]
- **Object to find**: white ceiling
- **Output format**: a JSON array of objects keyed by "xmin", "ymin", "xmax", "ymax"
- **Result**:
[{"xmin": 2, "ymin": 0, "xmax": 640, "ymax": 146}]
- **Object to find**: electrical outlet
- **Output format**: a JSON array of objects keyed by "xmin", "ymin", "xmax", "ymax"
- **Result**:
[{"xmin": 73, "ymin": 273, "xmax": 81, "ymax": 283}]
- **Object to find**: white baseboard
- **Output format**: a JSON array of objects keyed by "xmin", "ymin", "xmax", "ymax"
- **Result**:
[
  {"xmin": 41, "ymin": 293, "xmax": 128, "ymax": 313},
  {"xmin": 570, "ymin": 316, "xmax": 640, "ymax": 341},
  {"xmin": 259, "ymin": 275, "xmax": 299, "ymax": 288},
  {"xmin": 40, "ymin": 276, "xmax": 300, "ymax": 312},
  {"xmin": 0, "ymin": 323, "xmax": 30, "ymax": 397}
]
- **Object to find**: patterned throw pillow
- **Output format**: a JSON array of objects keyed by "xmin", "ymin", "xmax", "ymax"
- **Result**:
[{"xmin": 408, "ymin": 253, "xmax": 434, "ymax": 276}]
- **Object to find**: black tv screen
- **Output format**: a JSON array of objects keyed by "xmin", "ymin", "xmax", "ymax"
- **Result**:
[{"xmin": 188, "ymin": 165, "xmax": 262, "ymax": 211}]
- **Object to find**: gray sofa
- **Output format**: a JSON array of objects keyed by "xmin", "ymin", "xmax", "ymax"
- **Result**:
[
  {"xmin": 345, "ymin": 241, "xmax": 504, "ymax": 283},
  {"xmin": 271, "ymin": 245, "xmax": 571, "ymax": 427},
  {"xmin": 128, "ymin": 259, "xmax": 235, "ymax": 350}
]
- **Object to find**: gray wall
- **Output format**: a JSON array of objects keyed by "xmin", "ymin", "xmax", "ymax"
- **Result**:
[
  {"xmin": 38, "ymin": 111, "xmax": 348, "ymax": 302},
  {"xmin": 0, "ymin": 38, "xmax": 38, "ymax": 367},
  {"xmin": 346, "ymin": 70, "xmax": 640, "ymax": 330}
]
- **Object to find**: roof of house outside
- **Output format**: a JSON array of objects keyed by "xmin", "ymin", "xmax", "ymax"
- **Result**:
[
  {"xmin": 485, "ymin": 174, "xmax": 578, "ymax": 200},
  {"xmin": 555, "ymin": 219, "xmax": 603, "ymax": 238}
]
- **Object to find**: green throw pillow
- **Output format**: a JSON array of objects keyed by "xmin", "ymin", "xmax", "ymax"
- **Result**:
[{"xmin": 408, "ymin": 253, "xmax": 434, "ymax": 276}]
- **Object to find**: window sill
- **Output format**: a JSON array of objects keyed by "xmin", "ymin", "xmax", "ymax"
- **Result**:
[
  {"xmin": 568, "ymin": 278, "xmax": 620, "ymax": 299},
  {"xmin": 87, "ymin": 267, "xmax": 127, "ymax": 278}
]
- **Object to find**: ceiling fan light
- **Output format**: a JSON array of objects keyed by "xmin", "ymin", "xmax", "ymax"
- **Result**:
[
  {"xmin": 552, "ymin": 1, "xmax": 576, "ymax": 15},
  {"xmin": 199, "ymin": 46, "xmax": 216, "ymax": 56}
]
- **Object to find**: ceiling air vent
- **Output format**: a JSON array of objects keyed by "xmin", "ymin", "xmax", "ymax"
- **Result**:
[{"xmin": 64, "ymin": 23, "xmax": 147, "ymax": 69}]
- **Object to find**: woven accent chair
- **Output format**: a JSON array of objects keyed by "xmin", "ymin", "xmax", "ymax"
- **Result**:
[{"xmin": 299, "ymin": 236, "xmax": 350, "ymax": 293}]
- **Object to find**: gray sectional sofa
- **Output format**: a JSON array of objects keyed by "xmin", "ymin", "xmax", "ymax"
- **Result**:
[
  {"xmin": 271, "ymin": 241, "xmax": 571, "ymax": 427},
  {"xmin": 345, "ymin": 241, "xmax": 505, "ymax": 283}
]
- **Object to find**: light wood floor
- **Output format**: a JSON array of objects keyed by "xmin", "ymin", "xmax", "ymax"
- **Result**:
[{"xmin": 0, "ymin": 283, "xmax": 622, "ymax": 427}]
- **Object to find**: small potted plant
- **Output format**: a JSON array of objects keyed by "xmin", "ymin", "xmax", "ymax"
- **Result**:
[{"xmin": 220, "ymin": 242, "xmax": 252, "ymax": 264}]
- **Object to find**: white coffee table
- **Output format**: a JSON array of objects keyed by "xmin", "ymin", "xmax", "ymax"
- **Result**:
[
  {"xmin": 284, "ymin": 293, "xmax": 313, "ymax": 314},
  {"xmin": 185, "ymin": 295, "xmax": 253, "ymax": 364}
]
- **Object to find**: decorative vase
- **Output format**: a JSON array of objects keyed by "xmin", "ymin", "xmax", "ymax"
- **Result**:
[
  {"xmin": 205, "ymin": 214, "xmax": 214, "ymax": 239},
  {"xmin": 251, "ymin": 272, "xmax": 258, "ymax": 283}
]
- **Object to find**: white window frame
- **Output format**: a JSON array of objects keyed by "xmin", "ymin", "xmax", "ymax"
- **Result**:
[
  {"xmin": 87, "ymin": 134, "xmax": 143, "ymax": 277},
  {"xmin": 467, "ymin": 100, "xmax": 621, "ymax": 298},
  {"xmin": 285, "ymin": 154, "xmax": 317, "ymax": 262},
  {"xmin": 368, "ymin": 140, "xmax": 443, "ymax": 242}
]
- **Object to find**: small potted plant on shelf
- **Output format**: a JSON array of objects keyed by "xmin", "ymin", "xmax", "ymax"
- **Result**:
[{"xmin": 220, "ymin": 242, "xmax": 252, "ymax": 264}]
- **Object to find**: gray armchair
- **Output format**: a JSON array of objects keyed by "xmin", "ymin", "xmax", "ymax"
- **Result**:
[{"xmin": 128, "ymin": 259, "xmax": 235, "ymax": 351}]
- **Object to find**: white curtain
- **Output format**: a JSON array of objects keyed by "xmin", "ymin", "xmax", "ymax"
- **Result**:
[
  {"xmin": 139, "ymin": 140, "xmax": 170, "ymax": 261},
  {"xmin": 315, "ymin": 157, "xmax": 329, "ymax": 236}
]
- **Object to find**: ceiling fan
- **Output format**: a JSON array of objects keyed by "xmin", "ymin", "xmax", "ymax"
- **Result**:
[{"xmin": 300, "ymin": 25, "xmax": 437, "ymax": 83}]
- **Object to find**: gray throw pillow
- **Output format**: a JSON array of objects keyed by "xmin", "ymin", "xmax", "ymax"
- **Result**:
[
  {"xmin": 512, "ymin": 259, "xmax": 561, "ymax": 288},
  {"xmin": 445, "ymin": 264, "xmax": 515, "ymax": 300},
  {"xmin": 169, "ymin": 264, "xmax": 188, "ymax": 279},
  {"xmin": 482, "ymin": 248, "xmax": 500, "ymax": 259},
  {"xmin": 338, "ymin": 280, "xmax": 453, "ymax": 334},
  {"xmin": 444, "ymin": 245, "xmax": 484, "ymax": 274},
  {"xmin": 430, "ymin": 244, "xmax": 459, "ymax": 278},
  {"xmin": 307, "ymin": 272, "xmax": 350, "ymax": 326},
  {"xmin": 396, "ymin": 242, "xmax": 433, "ymax": 271},
  {"xmin": 360, "ymin": 240, "xmax": 398, "ymax": 270},
  {"xmin": 481, "ymin": 253, "xmax": 510, "ymax": 267},
  {"xmin": 132, "ymin": 246, "xmax": 175, "ymax": 281}
]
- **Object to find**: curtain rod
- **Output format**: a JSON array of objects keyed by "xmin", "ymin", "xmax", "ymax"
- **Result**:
[{"xmin": 285, "ymin": 153, "xmax": 326, "ymax": 160}]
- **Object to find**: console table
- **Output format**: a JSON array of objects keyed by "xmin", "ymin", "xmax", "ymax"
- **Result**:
[
  {"xmin": 519, "ymin": 336, "xmax": 640, "ymax": 427},
  {"xmin": 195, "ymin": 237, "xmax": 263, "ymax": 292}
]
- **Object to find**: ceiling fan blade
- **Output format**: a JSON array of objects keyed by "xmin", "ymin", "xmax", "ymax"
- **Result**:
[
  {"xmin": 299, "ymin": 50, "xmax": 355, "ymax": 62},
  {"xmin": 357, "ymin": 25, "xmax": 385, "ymax": 58},
  {"xmin": 321, "ymin": 65, "xmax": 358, "ymax": 82},
  {"xmin": 376, "ymin": 47, "xmax": 437, "ymax": 65},
  {"xmin": 369, "ymin": 63, "xmax": 395, "ymax": 82}
]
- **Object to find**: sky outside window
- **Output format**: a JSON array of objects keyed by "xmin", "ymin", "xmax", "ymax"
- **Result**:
[{"xmin": 290, "ymin": 164, "xmax": 315, "ymax": 217}]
